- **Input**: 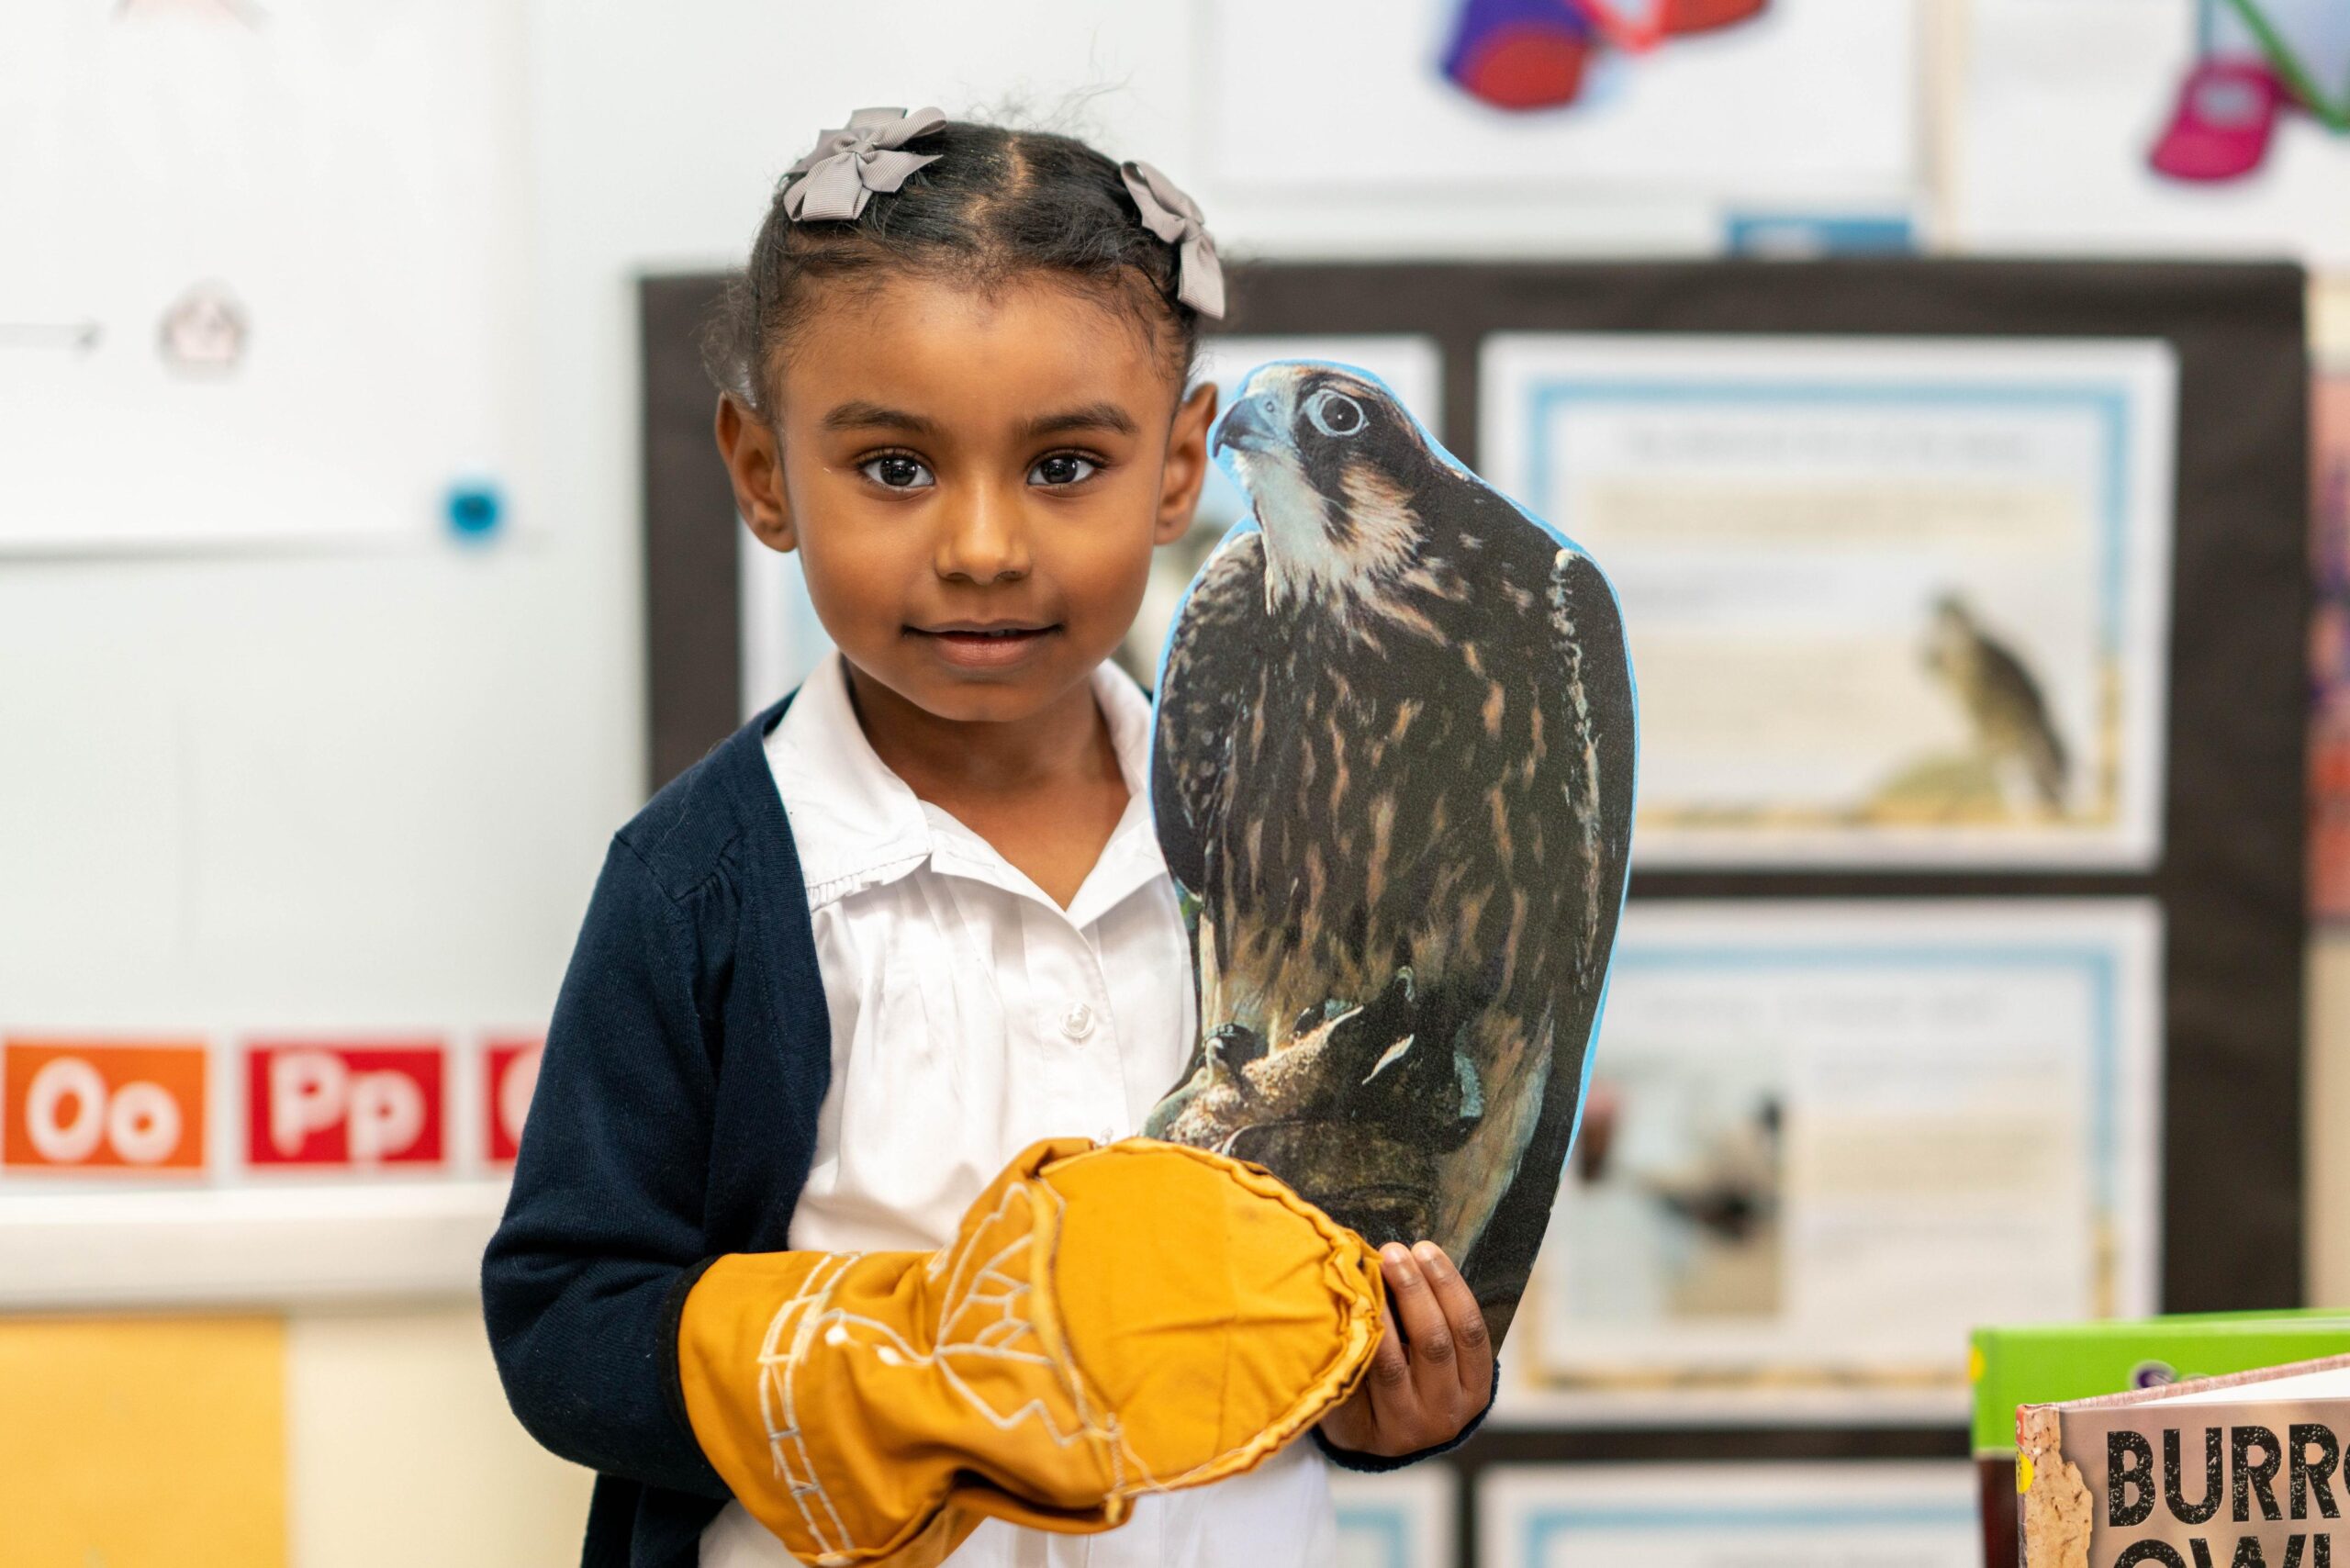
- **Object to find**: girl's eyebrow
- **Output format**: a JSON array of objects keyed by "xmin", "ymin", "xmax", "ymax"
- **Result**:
[
  {"xmin": 821, "ymin": 400, "xmax": 937, "ymax": 435},
  {"xmin": 816, "ymin": 401, "xmax": 1136, "ymax": 441},
  {"xmin": 1015, "ymin": 402, "xmax": 1138, "ymax": 441}
]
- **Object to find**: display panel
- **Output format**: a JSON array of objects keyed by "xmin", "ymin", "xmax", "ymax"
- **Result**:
[
  {"xmin": 1476, "ymin": 1462, "xmax": 1978, "ymax": 1568},
  {"xmin": 1496, "ymin": 899, "xmax": 2162, "ymax": 1426},
  {"xmin": 1481, "ymin": 333, "xmax": 2177, "ymax": 869}
]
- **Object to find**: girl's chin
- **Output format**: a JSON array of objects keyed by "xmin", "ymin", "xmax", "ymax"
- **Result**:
[{"xmin": 853, "ymin": 636, "xmax": 1106, "ymax": 723}]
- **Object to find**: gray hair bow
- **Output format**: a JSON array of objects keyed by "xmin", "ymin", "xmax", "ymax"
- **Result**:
[
  {"xmin": 1121, "ymin": 161, "xmax": 1225, "ymax": 319},
  {"xmin": 783, "ymin": 106, "xmax": 947, "ymax": 221}
]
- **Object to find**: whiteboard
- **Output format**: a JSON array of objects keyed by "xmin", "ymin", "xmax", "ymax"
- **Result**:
[{"xmin": 0, "ymin": 0, "xmax": 530, "ymax": 553}]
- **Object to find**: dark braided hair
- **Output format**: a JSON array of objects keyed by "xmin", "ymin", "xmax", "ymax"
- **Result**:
[{"xmin": 700, "ymin": 119, "xmax": 1207, "ymax": 419}]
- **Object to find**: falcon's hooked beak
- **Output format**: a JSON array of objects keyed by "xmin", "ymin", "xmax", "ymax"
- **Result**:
[{"xmin": 1214, "ymin": 386, "xmax": 1288, "ymax": 458}]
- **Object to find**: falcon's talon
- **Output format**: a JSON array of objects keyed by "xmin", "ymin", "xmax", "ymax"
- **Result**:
[{"xmin": 1205, "ymin": 1024, "xmax": 1267, "ymax": 1080}]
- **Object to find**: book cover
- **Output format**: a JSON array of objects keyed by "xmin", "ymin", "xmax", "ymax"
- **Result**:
[
  {"xmin": 2019, "ymin": 1353, "xmax": 2350, "ymax": 1567},
  {"xmin": 1979, "ymin": 1315, "xmax": 2350, "ymax": 1568}
]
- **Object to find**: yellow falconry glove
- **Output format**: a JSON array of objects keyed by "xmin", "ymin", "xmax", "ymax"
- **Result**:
[{"xmin": 677, "ymin": 1136, "xmax": 1384, "ymax": 1568}]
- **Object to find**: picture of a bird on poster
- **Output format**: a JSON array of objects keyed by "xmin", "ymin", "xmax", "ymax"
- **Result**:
[
  {"xmin": 1142, "ymin": 363, "xmax": 1638, "ymax": 1348},
  {"xmin": 1914, "ymin": 595, "xmax": 2072, "ymax": 818},
  {"xmin": 2149, "ymin": 0, "xmax": 2350, "ymax": 182},
  {"xmin": 1440, "ymin": 0, "xmax": 1770, "ymax": 113}
]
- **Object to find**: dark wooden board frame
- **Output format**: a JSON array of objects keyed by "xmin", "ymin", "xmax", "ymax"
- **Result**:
[{"xmin": 643, "ymin": 259, "xmax": 2309, "ymax": 1562}]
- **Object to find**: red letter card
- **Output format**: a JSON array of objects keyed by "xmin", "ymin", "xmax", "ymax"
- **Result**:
[
  {"xmin": 483, "ymin": 1036, "xmax": 542, "ymax": 1167},
  {"xmin": 244, "ymin": 1040, "xmax": 446, "ymax": 1169}
]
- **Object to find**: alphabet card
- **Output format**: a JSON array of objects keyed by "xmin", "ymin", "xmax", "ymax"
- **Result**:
[
  {"xmin": 243, "ymin": 1039, "xmax": 447, "ymax": 1171},
  {"xmin": 481, "ymin": 1036, "xmax": 543, "ymax": 1168},
  {"xmin": 1, "ymin": 1037, "xmax": 208, "ymax": 1176}
]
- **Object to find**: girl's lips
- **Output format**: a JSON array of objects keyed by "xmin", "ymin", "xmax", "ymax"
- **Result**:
[{"xmin": 912, "ymin": 625, "xmax": 1059, "ymax": 670}]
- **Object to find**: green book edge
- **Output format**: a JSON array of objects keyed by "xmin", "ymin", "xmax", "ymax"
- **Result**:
[{"xmin": 1971, "ymin": 1309, "xmax": 2350, "ymax": 1454}]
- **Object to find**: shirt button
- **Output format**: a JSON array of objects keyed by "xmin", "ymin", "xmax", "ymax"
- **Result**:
[{"xmin": 1060, "ymin": 1002, "xmax": 1096, "ymax": 1041}]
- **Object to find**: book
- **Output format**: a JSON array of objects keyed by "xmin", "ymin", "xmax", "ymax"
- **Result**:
[
  {"xmin": 2018, "ymin": 1352, "xmax": 2350, "ymax": 1567},
  {"xmin": 1975, "ymin": 1315, "xmax": 2350, "ymax": 1568}
]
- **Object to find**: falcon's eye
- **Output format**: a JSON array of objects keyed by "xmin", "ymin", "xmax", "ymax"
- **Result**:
[{"xmin": 1304, "ymin": 389, "xmax": 1366, "ymax": 439}]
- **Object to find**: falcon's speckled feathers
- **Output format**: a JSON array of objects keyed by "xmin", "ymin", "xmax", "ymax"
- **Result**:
[{"xmin": 1142, "ymin": 362, "xmax": 1636, "ymax": 1341}]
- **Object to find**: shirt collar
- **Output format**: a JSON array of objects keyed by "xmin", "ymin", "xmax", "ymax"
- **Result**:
[{"xmin": 766, "ymin": 651, "xmax": 1168, "ymax": 920}]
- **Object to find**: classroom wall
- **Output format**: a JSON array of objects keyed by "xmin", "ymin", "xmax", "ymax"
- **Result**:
[
  {"xmin": 2, "ymin": 6, "xmax": 1198, "ymax": 1561},
  {"xmin": 4, "ymin": 3, "xmax": 2344, "ymax": 1561}
]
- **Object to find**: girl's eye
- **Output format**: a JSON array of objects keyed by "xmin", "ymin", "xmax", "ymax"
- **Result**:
[
  {"xmin": 859, "ymin": 454, "xmax": 934, "ymax": 490},
  {"xmin": 1029, "ymin": 453, "xmax": 1098, "ymax": 487}
]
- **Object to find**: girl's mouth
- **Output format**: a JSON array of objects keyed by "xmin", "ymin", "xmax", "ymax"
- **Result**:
[{"xmin": 912, "ymin": 623, "xmax": 1059, "ymax": 669}]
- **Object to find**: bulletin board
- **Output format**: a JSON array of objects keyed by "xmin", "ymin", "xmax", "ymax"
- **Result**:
[{"xmin": 639, "ymin": 258, "xmax": 2309, "ymax": 1565}]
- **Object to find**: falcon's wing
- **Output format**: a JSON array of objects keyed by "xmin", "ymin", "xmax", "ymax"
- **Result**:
[
  {"xmin": 1548, "ymin": 544, "xmax": 1638, "ymax": 991},
  {"xmin": 1149, "ymin": 529, "xmax": 1266, "ymax": 899},
  {"xmin": 1460, "ymin": 539, "xmax": 1638, "ymax": 1322}
]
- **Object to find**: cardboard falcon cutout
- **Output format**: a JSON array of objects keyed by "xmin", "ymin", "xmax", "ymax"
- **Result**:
[{"xmin": 1144, "ymin": 361, "xmax": 1638, "ymax": 1349}]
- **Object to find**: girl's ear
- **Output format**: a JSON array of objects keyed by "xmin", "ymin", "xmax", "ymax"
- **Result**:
[
  {"xmin": 1154, "ymin": 381, "xmax": 1220, "ymax": 546},
  {"xmin": 715, "ymin": 393, "xmax": 797, "ymax": 553}
]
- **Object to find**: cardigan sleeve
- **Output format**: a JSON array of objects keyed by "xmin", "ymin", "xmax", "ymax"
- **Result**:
[
  {"xmin": 481, "ymin": 835, "xmax": 732, "ymax": 1500},
  {"xmin": 1310, "ymin": 1358, "xmax": 1497, "ymax": 1473}
]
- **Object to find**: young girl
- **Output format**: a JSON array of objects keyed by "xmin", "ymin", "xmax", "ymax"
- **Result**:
[{"xmin": 483, "ymin": 111, "xmax": 1493, "ymax": 1568}]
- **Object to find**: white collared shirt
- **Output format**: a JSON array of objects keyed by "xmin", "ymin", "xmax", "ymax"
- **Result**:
[{"xmin": 700, "ymin": 653, "xmax": 1334, "ymax": 1568}]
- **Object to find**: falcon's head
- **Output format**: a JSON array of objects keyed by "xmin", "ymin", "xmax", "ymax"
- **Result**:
[{"xmin": 1213, "ymin": 363, "xmax": 1449, "ymax": 605}]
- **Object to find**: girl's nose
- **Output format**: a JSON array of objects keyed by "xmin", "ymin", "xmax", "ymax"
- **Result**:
[{"xmin": 934, "ymin": 483, "xmax": 1030, "ymax": 584}]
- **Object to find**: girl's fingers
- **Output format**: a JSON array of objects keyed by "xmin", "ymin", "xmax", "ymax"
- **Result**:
[
  {"xmin": 1380, "ymin": 1243, "xmax": 1456, "ymax": 1412},
  {"xmin": 1360, "ymin": 1305, "xmax": 1414, "ymax": 1434},
  {"xmin": 1412, "ymin": 1241, "xmax": 1494, "ymax": 1403}
]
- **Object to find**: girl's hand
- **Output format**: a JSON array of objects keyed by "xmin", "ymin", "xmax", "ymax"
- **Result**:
[{"xmin": 1317, "ymin": 1240, "xmax": 1494, "ymax": 1458}]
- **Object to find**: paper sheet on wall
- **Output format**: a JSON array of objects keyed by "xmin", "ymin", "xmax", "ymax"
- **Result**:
[
  {"xmin": 1481, "ymin": 333, "xmax": 2177, "ymax": 869},
  {"xmin": 1495, "ymin": 900, "xmax": 2162, "ymax": 1428},
  {"xmin": 0, "ymin": 3, "xmax": 528, "ymax": 552},
  {"xmin": 1476, "ymin": 1462, "xmax": 1979, "ymax": 1568},
  {"xmin": 1199, "ymin": 0, "xmax": 1917, "ymax": 207},
  {"xmin": 1330, "ymin": 1464, "xmax": 1456, "ymax": 1568},
  {"xmin": 1958, "ymin": 0, "xmax": 2350, "ymax": 268}
]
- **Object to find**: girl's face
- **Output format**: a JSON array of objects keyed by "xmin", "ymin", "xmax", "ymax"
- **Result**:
[{"xmin": 718, "ymin": 273, "xmax": 1216, "ymax": 726}]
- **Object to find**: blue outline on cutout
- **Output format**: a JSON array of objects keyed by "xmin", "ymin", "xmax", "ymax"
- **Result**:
[
  {"xmin": 1146, "ymin": 357, "xmax": 1644, "ymax": 1190},
  {"xmin": 1521, "ymin": 380, "xmax": 2135, "ymax": 655},
  {"xmin": 1610, "ymin": 939, "xmax": 2123, "ymax": 1238}
]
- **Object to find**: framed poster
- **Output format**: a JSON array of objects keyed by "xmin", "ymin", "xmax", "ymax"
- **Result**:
[
  {"xmin": 1333, "ymin": 1463, "xmax": 1458, "ymax": 1568},
  {"xmin": 1480, "ymin": 333, "xmax": 2177, "ymax": 870},
  {"xmin": 1494, "ymin": 900, "xmax": 2162, "ymax": 1427},
  {"xmin": 1475, "ymin": 1462, "xmax": 1978, "ymax": 1568}
]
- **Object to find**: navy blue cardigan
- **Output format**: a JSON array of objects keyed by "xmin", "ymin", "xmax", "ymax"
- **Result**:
[{"xmin": 482, "ymin": 697, "xmax": 1482, "ymax": 1568}]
